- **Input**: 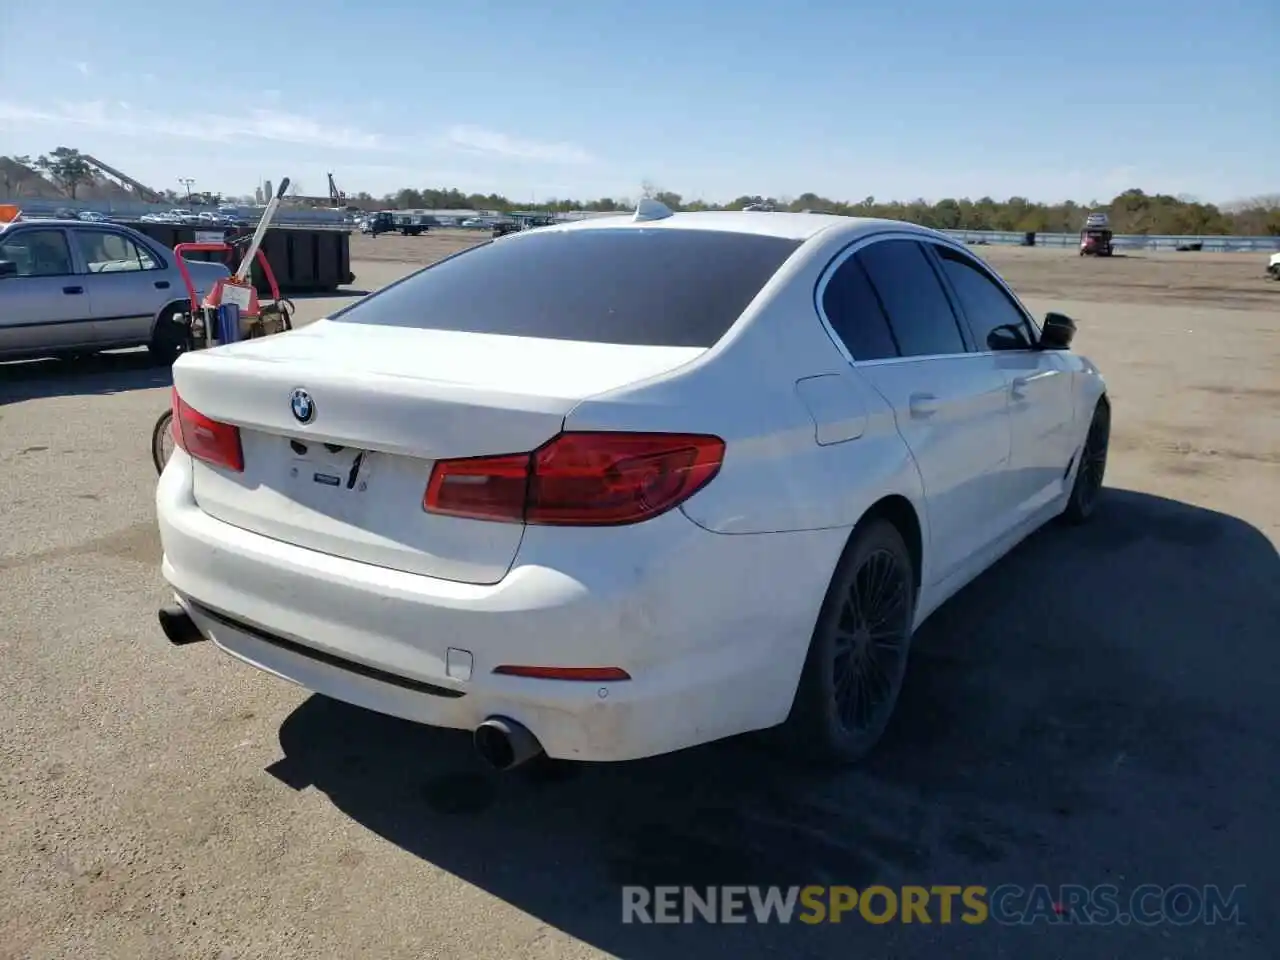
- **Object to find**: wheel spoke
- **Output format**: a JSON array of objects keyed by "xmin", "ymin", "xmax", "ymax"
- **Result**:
[
  {"xmin": 867, "ymin": 553, "xmax": 894, "ymax": 610},
  {"xmin": 843, "ymin": 591, "xmax": 863, "ymax": 631},
  {"xmin": 867, "ymin": 583, "xmax": 906, "ymax": 628}
]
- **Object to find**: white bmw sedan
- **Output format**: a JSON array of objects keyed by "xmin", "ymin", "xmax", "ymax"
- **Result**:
[{"xmin": 155, "ymin": 205, "xmax": 1110, "ymax": 769}]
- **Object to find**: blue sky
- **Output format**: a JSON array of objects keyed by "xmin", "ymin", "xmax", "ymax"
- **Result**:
[{"xmin": 1, "ymin": 0, "xmax": 1275, "ymax": 204}]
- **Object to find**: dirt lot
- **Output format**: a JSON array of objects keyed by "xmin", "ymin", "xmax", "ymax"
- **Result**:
[{"xmin": 0, "ymin": 242, "xmax": 1277, "ymax": 959}]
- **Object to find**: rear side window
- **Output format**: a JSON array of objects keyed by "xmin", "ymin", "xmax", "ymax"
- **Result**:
[
  {"xmin": 74, "ymin": 230, "xmax": 159, "ymax": 273},
  {"xmin": 820, "ymin": 256, "xmax": 899, "ymax": 360},
  {"xmin": 332, "ymin": 228, "xmax": 803, "ymax": 348},
  {"xmin": 856, "ymin": 239, "xmax": 967, "ymax": 357}
]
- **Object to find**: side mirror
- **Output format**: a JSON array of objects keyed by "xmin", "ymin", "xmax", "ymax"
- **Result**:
[
  {"xmin": 1039, "ymin": 312, "xmax": 1076, "ymax": 350},
  {"xmin": 987, "ymin": 323, "xmax": 1032, "ymax": 351},
  {"xmin": 0, "ymin": 260, "xmax": 17, "ymax": 279}
]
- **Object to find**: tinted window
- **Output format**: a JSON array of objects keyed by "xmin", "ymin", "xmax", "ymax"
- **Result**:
[
  {"xmin": 0, "ymin": 229, "xmax": 73, "ymax": 277},
  {"xmin": 934, "ymin": 245, "xmax": 1033, "ymax": 351},
  {"xmin": 856, "ymin": 239, "xmax": 966, "ymax": 357},
  {"xmin": 821, "ymin": 256, "xmax": 898, "ymax": 360},
  {"xmin": 332, "ymin": 229, "xmax": 803, "ymax": 348}
]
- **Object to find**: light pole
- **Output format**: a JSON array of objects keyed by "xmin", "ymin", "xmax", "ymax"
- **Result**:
[{"xmin": 178, "ymin": 178, "xmax": 195, "ymax": 204}]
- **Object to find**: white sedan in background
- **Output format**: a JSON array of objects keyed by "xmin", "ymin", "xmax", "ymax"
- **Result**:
[{"xmin": 155, "ymin": 204, "xmax": 1110, "ymax": 769}]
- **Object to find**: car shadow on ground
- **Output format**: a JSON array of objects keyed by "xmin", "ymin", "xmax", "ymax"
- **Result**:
[
  {"xmin": 0, "ymin": 350, "xmax": 170, "ymax": 404},
  {"xmin": 269, "ymin": 489, "xmax": 1279, "ymax": 959}
]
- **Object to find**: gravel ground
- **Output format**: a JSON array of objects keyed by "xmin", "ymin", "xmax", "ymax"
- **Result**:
[{"xmin": 0, "ymin": 246, "xmax": 1277, "ymax": 959}]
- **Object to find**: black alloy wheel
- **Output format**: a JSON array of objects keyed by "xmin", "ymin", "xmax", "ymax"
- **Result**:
[
  {"xmin": 1062, "ymin": 398, "xmax": 1110, "ymax": 524},
  {"xmin": 831, "ymin": 546, "xmax": 912, "ymax": 737},
  {"xmin": 779, "ymin": 518, "xmax": 917, "ymax": 765}
]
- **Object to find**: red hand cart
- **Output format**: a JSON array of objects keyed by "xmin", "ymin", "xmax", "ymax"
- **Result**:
[{"xmin": 172, "ymin": 240, "xmax": 288, "ymax": 348}]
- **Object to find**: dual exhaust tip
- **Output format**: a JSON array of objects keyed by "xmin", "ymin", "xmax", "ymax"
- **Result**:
[{"xmin": 159, "ymin": 604, "xmax": 546, "ymax": 771}]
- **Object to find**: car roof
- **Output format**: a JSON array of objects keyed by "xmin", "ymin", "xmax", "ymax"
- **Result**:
[
  {"xmin": 0, "ymin": 218, "xmax": 85, "ymax": 233},
  {"xmin": 522, "ymin": 210, "xmax": 942, "ymax": 244},
  {"xmin": 0, "ymin": 218, "xmax": 145, "ymax": 236}
]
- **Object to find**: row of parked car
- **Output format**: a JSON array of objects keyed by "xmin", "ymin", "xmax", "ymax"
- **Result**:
[
  {"xmin": 44, "ymin": 207, "xmax": 249, "ymax": 229},
  {"xmin": 140, "ymin": 208, "xmax": 248, "ymax": 228}
]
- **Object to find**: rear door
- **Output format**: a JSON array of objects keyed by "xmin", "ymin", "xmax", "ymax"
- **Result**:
[
  {"xmin": 826, "ymin": 236, "xmax": 1013, "ymax": 586},
  {"xmin": 929, "ymin": 242, "xmax": 1076, "ymax": 518},
  {"xmin": 0, "ymin": 226, "xmax": 96, "ymax": 356},
  {"xmin": 70, "ymin": 227, "xmax": 170, "ymax": 346}
]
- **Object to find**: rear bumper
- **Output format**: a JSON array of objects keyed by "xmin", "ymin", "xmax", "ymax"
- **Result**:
[{"xmin": 156, "ymin": 457, "xmax": 848, "ymax": 762}]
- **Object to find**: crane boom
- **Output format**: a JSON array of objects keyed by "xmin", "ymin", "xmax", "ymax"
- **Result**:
[
  {"xmin": 327, "ymin": 172, "xmax": 346, "ymax": 207},
  {"xmin": 80, "ymin": 154, "xmax": 163, "ymax": 203}
]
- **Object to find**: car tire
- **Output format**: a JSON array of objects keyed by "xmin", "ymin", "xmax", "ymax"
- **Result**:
[
  {"xmin": 148, "ymin": 305, "xmax": 188, "ymax": 365},
  {"xmin": 777, "ymin": 518, "xmax": 918, "ymax": 766},
  {"xmin": 1060, "ymin": 397, "xmax": 1111, "ymax": 525}
]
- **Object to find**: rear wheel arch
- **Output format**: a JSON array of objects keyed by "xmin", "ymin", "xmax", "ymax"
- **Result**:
[
  {"xmin": 854, "ymin": 494, "xmax": 923, "ymax": 593},
  {"xmin": 152, "ymin": 298, "xmax": 191, "ymax": 337},
  {"xmin": 148, "ymin": 301, "xmax": 189, "ymax": 364}
]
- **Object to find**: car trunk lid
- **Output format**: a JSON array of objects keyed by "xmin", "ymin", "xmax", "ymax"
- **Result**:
[{"xmin": 172, "ymin": 320, "xmax": 704, "ymax": 584}]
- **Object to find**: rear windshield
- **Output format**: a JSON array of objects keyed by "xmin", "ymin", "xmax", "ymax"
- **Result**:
[{"xmin": 331, "ymin": 228, "xmax": 803, "ymax": 347}]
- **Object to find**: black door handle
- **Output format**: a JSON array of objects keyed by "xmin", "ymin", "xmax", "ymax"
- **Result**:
[
  {"xmin": 154, "ymin": 280, "xmax": 170, "ymax": 289},
  {"xmin": 63, "ymin": 286, "xmax": 84, "ymax": 295}
]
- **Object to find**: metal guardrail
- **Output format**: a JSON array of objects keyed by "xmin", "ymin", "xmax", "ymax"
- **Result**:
[{"xmin": 943, "ymin": 230, "xmax": 1280, "ymax": 253}]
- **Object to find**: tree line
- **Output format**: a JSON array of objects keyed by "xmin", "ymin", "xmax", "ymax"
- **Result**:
[
  {"xmin": 4, "ymin": 147, "xmax": 1277, "ymax": 235},
  {"xmin": 378, "ymin": 186, "xmax": 1280, "ymax": 236}
]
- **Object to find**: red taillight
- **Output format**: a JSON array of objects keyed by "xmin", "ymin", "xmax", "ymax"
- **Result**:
[
  {"xmin": 171, "ymin": 387, "xmax": 243, "ymax": 472},
  {"xmin": 424, "ymin": 431, "xmax": 725, "ymax": 526},
  {"xmin": 493, "ymin": 665, "xmax": 631, "ymax": 681}
]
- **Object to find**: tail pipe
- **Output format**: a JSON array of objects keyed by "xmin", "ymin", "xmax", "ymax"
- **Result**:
[
  {"xmin": 158, "ymin": 603, "xmax": 206, "ymax": 646},
  {"xmin": 474, "ymin": 716, "xmax": 544, "ymax": 771}
]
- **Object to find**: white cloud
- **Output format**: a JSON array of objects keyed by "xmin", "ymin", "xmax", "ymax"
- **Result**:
[
  {"xmin": 0, "ymin": 100, "xmax": 603, "ymax": 176},
  {"xmin": 0, "ymin": 99, "xmax": 386, "ymax": 151},
  {"xmin": 73, "ymin": 61, "xmax": 91, "ymax": 76},
  {"xmin": 446, "ymin": 125, "xmax": 595, "ymax": 165}
]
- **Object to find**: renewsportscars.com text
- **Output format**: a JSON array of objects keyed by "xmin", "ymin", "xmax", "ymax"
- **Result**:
[{"xmin": 621, "ymin": 884, "xmax": 1246, "ymax": 926}]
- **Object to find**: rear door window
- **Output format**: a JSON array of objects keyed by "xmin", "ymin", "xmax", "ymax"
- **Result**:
[
  {"xmin": 855, "ymin": 239, "xmax": 967, "ymax": 357},
  {"xmin": 820, "ymin": 255, "xmax": 899, "ymax": 360},
  {"xmin": 332, "ymin": 228, "xmax": 803, "ymax": 348},
  {"xmin": 74, "ymin": 230, "xmax": 159, "ymax": 273}
]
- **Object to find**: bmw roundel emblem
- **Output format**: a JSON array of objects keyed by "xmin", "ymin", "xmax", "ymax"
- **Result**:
[{"xmin": 290, "ymin": 388, "xmax": 315, "ymax": 424}]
